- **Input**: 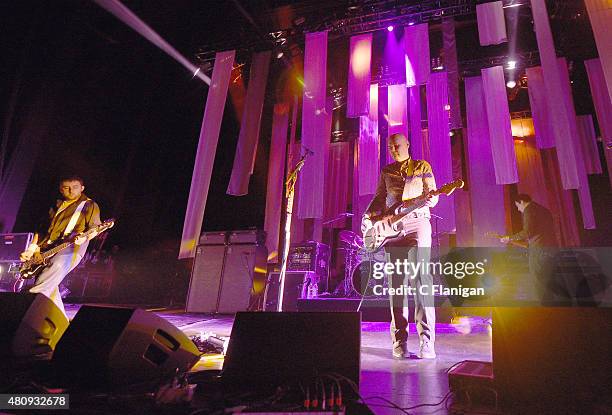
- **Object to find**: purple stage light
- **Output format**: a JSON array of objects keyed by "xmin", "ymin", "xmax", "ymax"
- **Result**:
[{"xmin": 387, "ymin": 25, "xmax": 394, "ymax": 32}]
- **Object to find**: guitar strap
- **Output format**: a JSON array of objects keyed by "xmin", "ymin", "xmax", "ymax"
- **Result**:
[{"xmin": 62, "ymin": 199, "xmax": 90, "ymax": 237}]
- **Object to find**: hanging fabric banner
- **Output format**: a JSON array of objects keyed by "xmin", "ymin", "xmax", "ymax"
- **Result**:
[
  {"xmin": 584, "ymin": 0, "xmax": 612, "ymax": 104},
  {"xmin": 476, "ymin": 1, "xmax": 507, "ymax": 46},
  {"xmin": 408, "ymin": 86, "xmax": 423, "ymax": 160},
  {"xmin": 179, "ymin": 50, "xmax": 235, "ymax": 259},
  {"xmin": 465, "ymin": 76, "xmax": 506, "ymax": 246},
  {"xmin": 227, "ymin": 51, "xmax": 271, "ymax": 195},
  {"xmin": 403, "ymin": 23, "xmax": 430, "ymax": 87},
  {"xmin": 558, "ymin": 58, "xmax": 596, "ymax": 229},
  {"xmin": 426, "ymin": 71, "xmax": 455, "ymax": 234},
  {"xmin": 347, "ymin": 33, "xmax": 373, "ymax": 118},
  {"xmin": 481, "ymin": 66, "xmax": 519, "ymax": 184},
  {"xmin": 526, "ymin": 66, "xmax": 556, "ymax": 149},
  {"xmin": 576, "ymin": 115, "xmax": 603, "ymax": 175},
  {"xmin": 264, "ymin": 103, "xmax": 290, "ymax": 263},
  {"xmin": 324, "ymin": 142, "xmax": 351, "ymax": 227},
  {"xmin": 297, "ymin": 31, "xmax": 328, "ymax": 219},
  {"xmin": 358, "ymin": 83, "xmax": 380, "ymax": 196},
  {"xmin": 531, "ymin": 0, "xmax": 580, "ymax": 189},
  {"xmin": 287, "ymin": 96, "xmax": 304, "ymax": 244},
  {"xmin": 585, "ymin": 58, "xmax": 612, "ymax": 145}
]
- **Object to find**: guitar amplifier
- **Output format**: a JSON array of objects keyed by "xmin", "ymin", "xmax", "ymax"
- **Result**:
[
  {"xmin": 287, "ymin": 241, "xmax": 330, "ymax": 279},
  {"xmin": 0, "ymin": 233, "xmax": 33, "ymax": 262}
]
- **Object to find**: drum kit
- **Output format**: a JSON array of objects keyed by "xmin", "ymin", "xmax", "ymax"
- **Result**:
[{"xmin": 337, "ymin": 230, "xmax": 387, "ymax": 297}]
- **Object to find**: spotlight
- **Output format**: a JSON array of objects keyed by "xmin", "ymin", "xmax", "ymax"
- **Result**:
[
  {"xmin": 276, "ymin": 51, "xmax": 284, "ymax": 59},
  {"xmin": 408, "ymin": 21, "xmax": 415, "ymax": 26},
  {"xmin": 506, "ymin": 80, "xmax": 517, "ymax": 88},
  {"xmin": 387, "ymin": 25, "xmax": 394, "ymax": 32},
  {"xmin": 507, "ymin": 60, "xmax": 517, "ymax": 70}
]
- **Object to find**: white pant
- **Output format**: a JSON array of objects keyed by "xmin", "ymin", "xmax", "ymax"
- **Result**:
[{"xmin": 29, "ymin": 248, "xmax": 83, "ymax": 317}]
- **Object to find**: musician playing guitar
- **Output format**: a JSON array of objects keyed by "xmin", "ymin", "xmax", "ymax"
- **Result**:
[
  {"xmin": 361, "ymin": 133, "xmax": 438, "ymax": 360},
  {"xmin": 19, "ymin": 175, "xmax": 101, "ymax": 317}
]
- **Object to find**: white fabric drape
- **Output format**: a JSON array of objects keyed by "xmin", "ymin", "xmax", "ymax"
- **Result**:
[
  {"xmin": 227, "ymin": 51, "xmax": 271, "ymax": 195},
  {"xmin": 324, "ymin": 142, "xmax": 351, "ymax": 228},
  {"xmin": 465, "ymin": 76, "xmax": 506, "ymax": 246},
  {"xmin": 476, "ymin": 1, "xmax": 507, "ymax": 46},
  {"xmin": 531, "ymin": 0, "xmax": 580, "ymax": 189},
  {"xmin": 584, "ymin": 0, "xmax": 612, "ymax": 104},
  {"xmin": 403, "ymin": 24, "xmax": 430, "ymax": 87},
  {"xmin": 585, "ymin": 59, "xmax": 612, "ymax": 145},
  {"xmin": 179, "ymin": 50, "xmax": 235, "ymax": 258},
  {"xmin": 358, "ymin": 84, "xmax": 380, "ymax": 196},
  {"xmin": 526, "ymin": 66, "xmax": 556, "ymax": 149},
  {"xmin": 347, "ymin": 33, "xmax": 373, "ymax": 118},
  {"xmin": 481, "ymin": 66, "xmax": 519, "ymax": 184},
  {"xmin": 264, "ymin": 103, "xmax": 290, "ymax": 262},
  {"xmin": 576, "ymin": 115, "xmax": 603, "ymax": 175},
  {"xmin": 297, "ymin": 31, "xmax": 328, "ymax": 219},
  {"xmin": 558, "ymin": 58, "xmax": 596, "ymax": 229},
  {"xmin": 426, "ymin": 72, "xmax": 455, "ymax": 233}
]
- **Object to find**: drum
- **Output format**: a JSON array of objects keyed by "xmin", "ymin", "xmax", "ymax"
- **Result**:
[{"xmin": 350, "ymin": 258, "xmax": 387, "ymax": 297}]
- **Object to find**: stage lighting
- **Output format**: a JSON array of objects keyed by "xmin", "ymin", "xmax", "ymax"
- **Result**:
[
  {"xmin": 506, "ymin": 80, "xmax": 517, "ymax": 88},
  {"xmin": 507, "ymin": 60, "xmax": 517, "ymax": 70},
  {"xmin": 276, "ymin": 51, "xmax": 284, "ymax": 59},
  {"xmin": 387, "ymin": 25, "xmax": 394, "ymax": 32},
  {"xmin": 408, "ymin": 21, "xmax": 415, "ymax": 26}
]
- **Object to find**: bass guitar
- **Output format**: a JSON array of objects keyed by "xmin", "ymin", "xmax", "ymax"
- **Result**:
[
  {"xmin": 19, "ymin": 218, "xmax": 115, "ymax": 280},
  {"xmin": 484, "ymin": 231, "xmax": 528, "ymax": 249},
  {"xmin": 363, "ymin": 179, "xmax": 464, "ymax": 252}
]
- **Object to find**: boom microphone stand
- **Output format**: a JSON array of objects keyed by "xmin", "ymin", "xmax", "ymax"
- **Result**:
[{"xmin": 277, "ymin": 150, "xmax": 311, "ymax": 311}]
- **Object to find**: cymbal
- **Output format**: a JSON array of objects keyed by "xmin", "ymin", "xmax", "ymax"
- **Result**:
[{"xmin": 338, "ymin": 230, "xmax": 364, "ymax": 248}]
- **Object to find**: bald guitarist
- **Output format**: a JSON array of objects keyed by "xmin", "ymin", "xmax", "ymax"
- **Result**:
[{"xmin": 361, "ymin": 133, "xmax": 438, "ymax": 360}]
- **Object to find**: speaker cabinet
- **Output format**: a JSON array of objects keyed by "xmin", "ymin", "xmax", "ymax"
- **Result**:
[
  {"xmin": 187, "ymin": 230, "xmax": 267, "ymax": 313},
  {"xmin": 222, "ymin": 311, "xmax": 361, "ymax": 397},
  {"xmin": 0, "ymin": 293, "xmax": 69, "ymax": 357},
  {"xmin": 493, "ymin": 307, "xmax": 612, "ymax": 409},
  {"xmin": 52, "ymin": 305, "xmax": 200, "ymax": 387},
  {"xmin": 263, "ymin": 271, "xmax": 316, "ymax": 311}
]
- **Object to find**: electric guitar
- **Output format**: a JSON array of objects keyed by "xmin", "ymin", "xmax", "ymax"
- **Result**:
[
  {"xmin": 19, "ymin": 218, "xmax": 116, "ymax": 280},
  {"xmin": 484, "ymin": 231, "xmax": 528, "ymax": 249},
  {"xmin": 363, "ymin": 179, "xmax": 464, "ymax": 252}
]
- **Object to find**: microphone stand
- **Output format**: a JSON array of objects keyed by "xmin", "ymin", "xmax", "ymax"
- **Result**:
[{"xmin": 276, "ymin": 152, "xmax": 310, "ymax": 311}]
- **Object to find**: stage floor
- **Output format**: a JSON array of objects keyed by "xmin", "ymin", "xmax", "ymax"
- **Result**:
[{"xmin": 65, "ymin": 304, "xmax": 492, "ymax": 414}]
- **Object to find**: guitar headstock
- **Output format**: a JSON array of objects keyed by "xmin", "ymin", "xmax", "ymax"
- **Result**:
[
  {"xmin": 97, "ymin": 218, "xmax": 116, "ymax": 232},
  {"xmin": 438, "ymin": 179, "xmax": 465, "ymax": 196}
]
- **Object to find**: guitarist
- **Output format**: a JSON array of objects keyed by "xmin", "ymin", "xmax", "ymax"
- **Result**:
[
  {"xmin": 499, "ymin": 193, "xmax": 557, "ymax": 302},
  {"xmin": 19, "ymin": 175, "xmax": 101, "ymax": 317},
  {"xmin": 361, "ymin": 133, "xmax": 438, "ymax": 359}
]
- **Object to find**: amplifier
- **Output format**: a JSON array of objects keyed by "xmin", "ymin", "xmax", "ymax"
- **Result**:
[
  {"xmin": 288, "ymin": 241, "xmax": 330, "ymax": 277},
  {"xmin": 0, "ymin": 233, "xmax": 33, "ymax": 262}
]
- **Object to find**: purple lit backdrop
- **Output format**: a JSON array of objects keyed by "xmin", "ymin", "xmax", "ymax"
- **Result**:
[
  {"xmin": 298, "ymin": 31, "xmax": 328, "ymax": 219},
  {"xmin": 264, "ymin": 103, "xmax": 289, "ymax": 262},
  {"xmin": 426, "ymin": 72, "xmax": 455, "ymax": 233},
  {"xmin": 531, "ymin": 0, "xmax": 580, "ymax": 189},
  {"xmin": 324, "ymin": 142, "xmax": 351, "ymax": 228},
  {"xmin": 481, "ymin": 66, "xmax": 518, "ymax": 184},
  {"xmin": 179, "ymin": 50, "xmax": 234, "ymax": 259},
  {"xmin": 408, "ymin": 86, "xmax": 424, "ymax": 160},
  {"xmin": 227, "ymin": 51, "xmax": 271, "ymax": 195},
  {"xmin": 443, "ymin": 18, "xmax": 462, "ymax": 130},
  {"xmin": 465, "ymin": 76, "xmax": 506, "ymax": 245},
  {"xmin": 387, "ymin": 84, "xmax": 408, "ymax": 139},
  {"xmin": 584, "ymin": 0, "xmax": 612, "ymax": 104},
  {"xmin": 576, "ymin": 115, "xmax": 603, "ymax": 175},
  {"xmin": 287, "ymin": 97, "xmax": 304, "ymax": 243},
  {"xmin": 347, "ymin": 33, "xmax": 373, "ymax": 118},
  {"xmin": 476, "ymin": 1, "xmax": 507, "ymax": 46},
  {"xmin": 585, "ymin": 59, "xmax": 612, "ymax": 145}
]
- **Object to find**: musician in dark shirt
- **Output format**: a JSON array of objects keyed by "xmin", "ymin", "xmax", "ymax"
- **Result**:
[
  {"xmin": 362, "ymin": 133, "xmax": 438, "ymax": 359},
  {"xmin": 501, "ymin": 193, "xmax": 557, "ymax": 302},
  {"xmin": 20, "ymin": 176, "xmax": 101, "ymax": 317}
]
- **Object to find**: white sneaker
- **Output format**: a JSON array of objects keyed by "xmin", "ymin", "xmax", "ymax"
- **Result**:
[{"xmin": 418, "ymin": 340, "xmax": 436, "ymax": 359}]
